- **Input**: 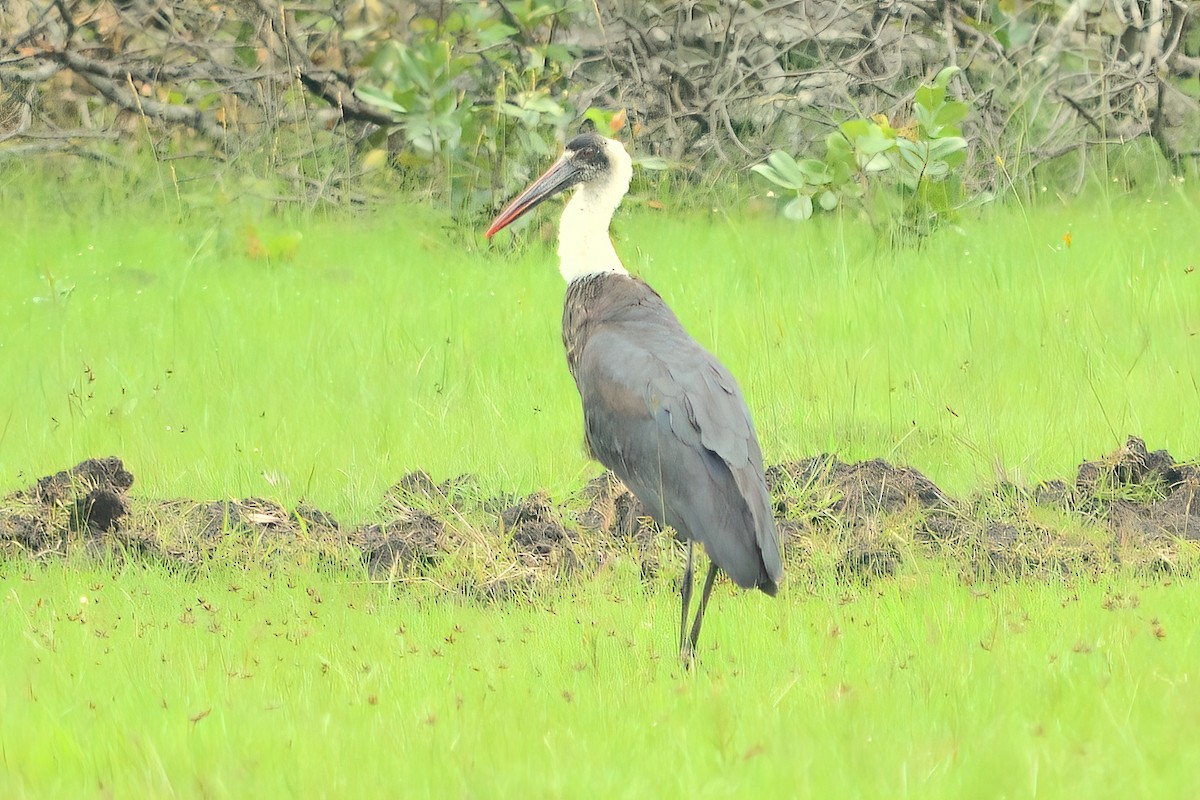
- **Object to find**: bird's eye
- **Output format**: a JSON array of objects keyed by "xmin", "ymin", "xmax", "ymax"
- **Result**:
[{"xmin": 577, "ymin": 146, "xmax": 601, "ymax": 163}]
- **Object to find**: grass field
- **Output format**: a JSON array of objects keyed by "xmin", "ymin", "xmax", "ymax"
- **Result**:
[
  {"xmin": 3, "ymin": 170, "xmax": 1198, "ymax": 514},
  {"xmin": 3, "ymin": 163, "xmax": 1200, "ymax": 796},
  {"xmin": 3, "ymin": 558, "xmax": 1199, "ymax": 798}
]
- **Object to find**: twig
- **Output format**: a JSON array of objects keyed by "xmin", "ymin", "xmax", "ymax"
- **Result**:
[
  {"xmin": 0, "ymin": 85, "xmax": 33, "ymax": 144},
  {"xmin": 74, "ymin": 67, "xmax": 228, "ymax": 143},
  {"xmin": 1055, "ymin": 91, "xmax": 1105, "ymax": 135},
  {"xmin": 250, "ymin": 0, "xmax": 394, "ymax": 127}
]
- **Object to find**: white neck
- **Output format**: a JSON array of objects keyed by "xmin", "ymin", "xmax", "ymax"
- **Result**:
[{"xmin": 557, "ymin": 188, "xmax": 628, "ymax": 282}]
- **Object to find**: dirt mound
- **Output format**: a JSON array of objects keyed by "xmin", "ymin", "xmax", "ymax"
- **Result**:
[
  {"xmin": 575, "ymin": 472, "xmax": 649, "ymax": 539},
  {"xmin": 498, "ymin": 492, "xmax": 584, "ymax": 580},
  {"xmin": 3, "ymin": 436, "xmax": 1198, "ymax": 586},
  {"xmin": 382, "ymin": 470, "xmax": 518, "ymax": 514},
  {"xmin": 1076, "ymin": 436, "xmax": 1200, "ymax": 546},
  {"xmin": 767, "ymin": 455, "xmax": 961, "ymax": 576},
  {"xmin": 957, "ymin": 483, "xmax": 1112, "ymax": 579},
  {"xmin": 351, "ymin": 470, "xmax": 469, "ymax": 579},
  {"xmin": 768, "ymin": 454, "xmax": 954, "ymax": 522},
  {"xmin": 24, "ymin": 455, "xmax": 135, "ymax": 507},
  {"xmin": 502, "ymin": 492, "xmax": 572, "ymax": 555},
  {"xmin": 1076, "ymin": 436, "xmax": 1197, "ymax": 498},
  {"xmin": 2, "ymin": 456, "xmax": 134, "ymax": 552},
  {"xmin": 355, "ymin": 510, "xmax": 447, "ymax": 578},
  {"xmin": 573, "ymin": 472, "xmax": 664, "ymax": 580},
  {"xmin": 190, "ymin": 497, "xmax": 295, "ymax": 537}
]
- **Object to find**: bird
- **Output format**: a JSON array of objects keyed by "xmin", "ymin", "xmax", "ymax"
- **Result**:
[{"xmin": 486, "ymin": 132, "xmax": 782, "ymax": 662}]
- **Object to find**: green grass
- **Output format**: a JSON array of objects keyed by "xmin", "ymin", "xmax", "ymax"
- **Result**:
[
  {"xmin": 3, "ymin": 163, "xmax": 1200, "ymax": 796},
  {"xmin": 2, "ymin": 558, "xmax": 1198, "ymax": 798},
  {"xmin": 3, "ymin": 169, "xmax": 1198, "ymax": 517}
]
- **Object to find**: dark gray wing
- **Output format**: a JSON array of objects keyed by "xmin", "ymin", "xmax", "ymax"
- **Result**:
[{"xmin": 573, "ymin": 320, "xmax": 782, "ymax": 592}]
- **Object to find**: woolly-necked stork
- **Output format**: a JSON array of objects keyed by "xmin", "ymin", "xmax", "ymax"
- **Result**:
[{"xmin": 487, "ymin": 133, "xmax": 782, "ymax": 661}]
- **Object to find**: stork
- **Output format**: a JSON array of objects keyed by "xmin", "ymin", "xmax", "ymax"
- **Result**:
[{"xmin": 486, "ymin": 133, "xmax": 782, "ymax": 662}]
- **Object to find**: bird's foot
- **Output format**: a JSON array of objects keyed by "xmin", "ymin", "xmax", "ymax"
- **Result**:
[{"xmin": 679, "ymin": 642, "xmax": 697, "ymax": 672}]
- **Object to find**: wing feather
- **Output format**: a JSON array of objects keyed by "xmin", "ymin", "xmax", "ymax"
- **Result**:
[{"xmin": 574, "ymin": 323, "xmax": 781, "ymax": 591}]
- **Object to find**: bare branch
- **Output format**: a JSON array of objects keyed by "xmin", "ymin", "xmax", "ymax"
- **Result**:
[{"xmin": 75, "ymin": 67, "xmax": 228, "ymax": 143}]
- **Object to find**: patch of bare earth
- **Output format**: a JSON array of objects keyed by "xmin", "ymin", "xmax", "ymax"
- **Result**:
[
  {"xmin": 1, "ymin": 457, "xmax": 135, "ymax": 557},
  {"xmin": 572, "ymin": 471, "xmax": 662, "ymax": 581},
  {"xmin": 1076, "ymin": 436, "xmax": 1200, "ymax": 572},
  {"xmin": 2, "ymin": 435, "xmax": 1197, "ymax": 587},
  {"xmin": 767, "ymin": 455, "xmax": 958, "ymax": 578}
]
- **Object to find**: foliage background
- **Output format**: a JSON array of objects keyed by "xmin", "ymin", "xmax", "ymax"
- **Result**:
[{"xmin": 2, "ymin": 0, "xmax": 1198, "ymax": 215}]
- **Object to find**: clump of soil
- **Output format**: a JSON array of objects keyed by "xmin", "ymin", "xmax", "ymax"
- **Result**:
[
  {"xmin": 573, "ymin": 471, "xmax": 662, "ymax": 580},
  {"xmin": 25, "ymin": 455, "xmax": 135, "ymax": 508},
  {"xmin": 768, "ymin": 454, "xmax": 960, "ymax": 577},
  {"xmin": 1110, "ymin": 490, "xmax": 1200, "ymax": 543},
  {"xmin": 2, "ymin": 436, "xmax": 1198, "ymax": 587},
  {"xmin": 1076, "ymin": 436, "xmax": 1195, "ymax": 499},
  {"xmin": 189, "ymin": 497, "xmax": 294, "ymax": 537},
  {"xmin": 502, "ymin": 491, "xmax": 569, "ymax": 554},
  {"xmin": 500, "ymin": 491, "xmax": 581, "ymax": 575},
  {"xmin": 2, "ymin": 456, "xmax": 134, "ymax": 553},
  {"xmin": 0, "ymin": 505, "xmax": 52, "ymax": 553},
  {"xmin": 355, "ymin": 509, "xmax": 447, "ymax": 578},
  {"xmin": 575, "ymin": 472, "xmax": 648, "ymax": 539},
  {"xmin": 769, "ymin": 455, "xmax": 955, "ymax": 524},
  {"xmin": 356, "ymin": 470, "xmax": 466, "ymax": 579},
  {"xmin": 1067, "ymin": 437, "xmax": 1200, "ymax": 572},
  {"xmin": 956, "ymin": 483, "xmax": 1111, "ymax": 579},
  {"xmin": 1075, "ymin": 436, "xmax": 1200, "ymax": 542},
  {"xmin": 382, "ymin": 470, "xmax": 514, "ymax": 515},
  {"xmin": 836, "ymin": 538, "xmax": 902, "ymax": 579}
]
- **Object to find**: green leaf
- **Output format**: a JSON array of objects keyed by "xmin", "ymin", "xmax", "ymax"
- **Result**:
[
  {"xmin": 521, "ymin": 95, "xmax": 564, "ymax": 115},
  {"xmin": 828, "ymin": 159, "xmax": 856, "ymax": 185},
  {"xmin": 748, "ymin": 152, "xmax": 809, "ymax": 191},
  {"xmin": 354, "ymin": 86, "xmax": 407, "ymax": 116},
  {"xmin": 526, "ymin": 4, "xmax": 566, "ymax": 24},
  {"xmin": 826, "ymin": 131, "xmax": 851, "ymax": 154},
  {"xmin": 935, "ymin": 101, "xmax": 969, "ymax": 127},
  {"xmin": 928, "ymin": 137, "xmax": 968, "ymax": 160},
  {"xmin": 782, "ymin": 195, "xmax": 814, "ymax": 221},
  {"xmin": 840, "ymin": 119, "xmax": 871, "ymax": 140},
  {"xmin": 958, "ymin": 191, "xmax": 996, "ymax": 210},
  {"xmin": 766, "ymin": 151, "xmax": 810, "ymax": 190},
  {"xmin": 635, "ymin": 156, "xmax": 671, "ymax": 171},
  {"xmin": 584, "ymin": 107, "xmax": 615, "ymax": 130},
  {"xmin": 499, "ymin": 102, "xmax": 526, "ymax": 119},
  {"xmin": 915, "ymin": 85, "xmax": 943, "ymax": 112},
  {"xmin": 825, "ymin": 133, "xmax": 856, "ymax": 170},
  {"xmin": 896, "ymin": 139, "xmax": 929, "ymax": 171},
  {"xmin": 475, "ymin": 23, "xmax": 519, "ymax": 46},
  {"xmin": 818, "ymin": 190, "xmax": 839, "ymax": 211},
  {"xmin": 839, "ymin": 179, "xmax": 865, "ymax": 199},
  {"xmin": 543, "ymin": 44, "xmax": 573, "ymax": 64},
  {"xmin": 924, "ymin": 160, "xmax": 951, "ymax": 179},
  {"xmin": 234, "ymin": 45, "xmax": 258, "ymax": 68},
  {"xmin": 1004, "ymin": 19, "xmax": 1035, "ymax": 48},
  {"xmin": 862, "ymin": 152, "xmax": 893, "ymax": 173},
  {"xmin": 525, "ymin": 49, "xmax": 547, "ymax": 73},
  {"xmin": 933, "ymin": 66, "xmax": 961, "ymax": 88},
  {"xmin": 855, "ymin": 127, "xmax": 895, "ymax": 156},
  {"xmin": 750, "ymin": 163, "xmax": 788, "ymax": 188},
  {"xmin": 397, "ymin": 49, "xmax": 430, "ymax": 93},
  {"xmin": 797, "ymin": 158, "xmax": 833, "ymax": 185}
]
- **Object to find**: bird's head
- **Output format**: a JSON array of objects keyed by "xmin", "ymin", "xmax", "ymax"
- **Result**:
[{"xmin": 485, "ymin": 133, "xmax": 633, "ymax": 239}]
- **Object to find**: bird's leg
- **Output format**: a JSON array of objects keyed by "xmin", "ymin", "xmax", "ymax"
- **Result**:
[
  {"xmin": 686, "ymin": 562, "xmax": 720, "ymax": 657},
  {"xmin": 679, "ymin": 540, "xmax": 696, "ymax": 660}
]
